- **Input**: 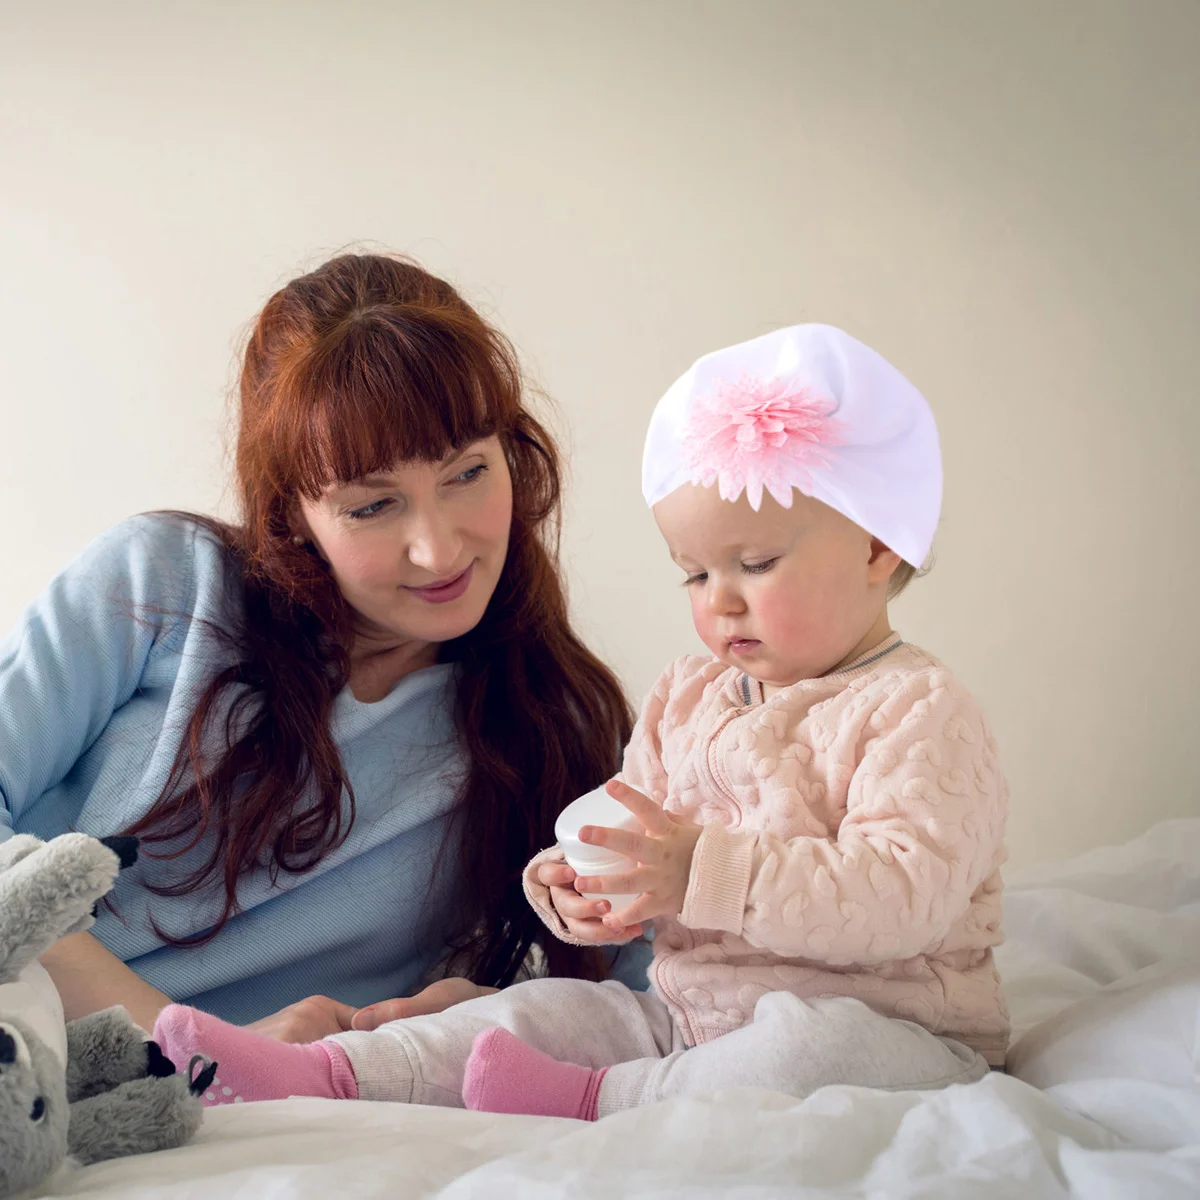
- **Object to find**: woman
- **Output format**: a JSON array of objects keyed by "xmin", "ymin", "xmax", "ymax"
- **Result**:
[{"xmin": 0, "ymin": 253, "xmax": 634, "ymax": 1038}]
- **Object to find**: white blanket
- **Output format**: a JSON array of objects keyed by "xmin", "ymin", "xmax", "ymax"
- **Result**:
[{"xmin": 36, "ymin": 819, "xmax": 1200, "ymax": 1198}]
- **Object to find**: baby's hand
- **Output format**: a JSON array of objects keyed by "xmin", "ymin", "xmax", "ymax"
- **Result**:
[
  {"xmin": 536, "ymin": 859, "xmax": 643, "ymax": 944},
  {"xmin": 573, "ymin": 780, "xmax": 703, "ymax": 932}
]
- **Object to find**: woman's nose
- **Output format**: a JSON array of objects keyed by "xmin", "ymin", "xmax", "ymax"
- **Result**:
[{"xmin": 406, "ymin": 510, "xmax": 463, "ymax": 576}]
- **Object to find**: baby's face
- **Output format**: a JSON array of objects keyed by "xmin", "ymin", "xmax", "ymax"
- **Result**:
[{"xmin": 653, "ymin": 484, "xmax": 898, "ymax": 687}]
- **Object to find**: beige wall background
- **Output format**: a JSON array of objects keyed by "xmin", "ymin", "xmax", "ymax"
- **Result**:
[{"xmin": 2, "ymin": 1, "xmax": 1197, "ymax": 868}]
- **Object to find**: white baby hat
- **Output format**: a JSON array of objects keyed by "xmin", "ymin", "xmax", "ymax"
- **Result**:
[{"xmin": 641, "ymin": 324, "xmax": 942, "ymax": 567}]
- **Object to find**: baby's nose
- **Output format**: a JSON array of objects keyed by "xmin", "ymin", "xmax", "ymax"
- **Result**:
[{"xmin": 707, "ymin": 583, "xmax": 746, "ymax": 615}]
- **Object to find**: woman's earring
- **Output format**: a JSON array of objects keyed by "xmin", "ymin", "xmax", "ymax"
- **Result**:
[{"xmin": 292, "ymin": 535, "xmax": 306, "ymax": 547}]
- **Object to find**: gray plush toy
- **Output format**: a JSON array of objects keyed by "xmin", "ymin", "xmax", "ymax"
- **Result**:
[{"xmin": 0, "ymin": 832, "xmax": 217, "ymax": 1197}]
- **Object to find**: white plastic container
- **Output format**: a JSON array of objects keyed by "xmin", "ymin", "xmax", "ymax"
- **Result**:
[{"xmin": 554, "ymin": 785, "xmax": 642, "ymax": 911}]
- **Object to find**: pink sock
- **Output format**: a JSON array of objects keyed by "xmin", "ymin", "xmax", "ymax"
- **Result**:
[
  {"xmin": 462, "ymin": 1027, "xmax": 605, "ymax": 1121},
  {"xmin": 152, "ymin": 1004, "xmax": 358, "ymax": 1107}
]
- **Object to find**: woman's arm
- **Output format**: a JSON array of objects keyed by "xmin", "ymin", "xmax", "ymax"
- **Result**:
[
  {"xmin": 3, "ymin": 519, "xmax": 197, "ymax": 1023},
  {"xmin": 40, "ymin": 931, "xmax": 173, "ymax": 1032},
  {"xmin": 0, "ymin": 517, "xmax": 177, "ymax": 839}
]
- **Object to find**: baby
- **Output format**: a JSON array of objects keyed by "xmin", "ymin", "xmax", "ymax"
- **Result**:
[{"xmin": 155, "ymin": 324, "xmax": 1009, "ymax": 1118}]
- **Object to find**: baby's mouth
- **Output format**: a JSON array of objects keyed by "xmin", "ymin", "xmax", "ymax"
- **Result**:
[{"xmin": 727, "ymin": 638, "xmax": 762, "ymax": 655}]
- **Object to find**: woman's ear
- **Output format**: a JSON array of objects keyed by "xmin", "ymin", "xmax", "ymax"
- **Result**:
[
  {"xmin": 287, "ymin": 502, "xmax": 314, "ymax": 546},
  {"xmin": 287, "ymin": 505, "xmax": 328, "ymax": 563},
  {"xmin": 866, "ymin": 539, "xmax": 902, "ymax": 586}
]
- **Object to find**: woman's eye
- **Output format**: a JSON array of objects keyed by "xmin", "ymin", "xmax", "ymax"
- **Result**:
[
  {"xmin": 453, "ymin": 464, "xmax": 488, "ymax": 484},
  {"xmin": 742, "ymin": 558, "xmax": 779, "ymax": 575},
  {"xmin": 347, "ymin": 499, "xmax": 391, "ymax": 521}
]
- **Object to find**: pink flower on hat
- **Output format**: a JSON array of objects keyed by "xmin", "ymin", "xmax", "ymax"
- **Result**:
[{"xmin": 681, "ymin": 375, "xmax": 845, "ymax": 509}]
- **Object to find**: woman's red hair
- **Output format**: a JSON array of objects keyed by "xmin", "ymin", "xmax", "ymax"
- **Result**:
[{"xmin": 127, "ymin": 254, "xmax": 633, "ymax": 985}]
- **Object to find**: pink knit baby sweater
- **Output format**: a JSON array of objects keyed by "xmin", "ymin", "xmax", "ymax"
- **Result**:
[{"xmin": 524, "ymin": 634, "xmax": 1010, "ymax": 1065}]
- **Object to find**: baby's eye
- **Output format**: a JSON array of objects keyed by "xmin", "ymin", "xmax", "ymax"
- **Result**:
[
  {"xmin": 742, "ymin": 558, "xmax": 779, "ymax": 575},
  {"xmin": 682, "ymin": 572, "xmax": 708, "ymax": 587}
]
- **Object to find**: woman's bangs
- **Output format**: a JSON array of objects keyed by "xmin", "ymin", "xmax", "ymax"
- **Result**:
[{"xmin": 282, "ymin": 313, "xmax": 507, "ymax": 498}]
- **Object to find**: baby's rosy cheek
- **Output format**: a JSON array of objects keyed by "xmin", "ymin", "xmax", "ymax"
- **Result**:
[
  {"xmin": 691, "ymin": 614, "xmax": 726, "ymax": 658},
  {"xmin": 758, "ymin": 596, "xmax": 820, "ymax": 650},
  {"xmin": 753, "ymin": 591, "xmax": 798, "ymax": 632}
]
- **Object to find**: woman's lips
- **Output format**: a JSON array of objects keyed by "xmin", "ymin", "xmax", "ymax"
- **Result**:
[{"xmin": 405, "ymin": 563, "xmax": 474, "ymax": 604}]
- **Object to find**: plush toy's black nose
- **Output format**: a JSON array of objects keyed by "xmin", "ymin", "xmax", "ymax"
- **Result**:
[
  {"xmin": 98, "ymin": 835, "xmax": 139, "ymax": 869},
  {"xmin": 0, "ymin": 1029, "xmax": 16, "ymax": 1066}
]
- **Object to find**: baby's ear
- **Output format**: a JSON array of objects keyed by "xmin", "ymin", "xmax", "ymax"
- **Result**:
[{"xmin": 867, "ymin": 539, "xmax": 902, "ymax": 583}]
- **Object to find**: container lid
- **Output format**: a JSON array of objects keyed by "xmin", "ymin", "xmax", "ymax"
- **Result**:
[{"xmin": 555, "ymin": 785, "xmax": 642, "ymax": 864}]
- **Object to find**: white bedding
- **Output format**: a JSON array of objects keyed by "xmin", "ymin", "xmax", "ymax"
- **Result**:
[{"xmin": 35, "ymin": 818, "xmax": 1200, "ymax": 1198}]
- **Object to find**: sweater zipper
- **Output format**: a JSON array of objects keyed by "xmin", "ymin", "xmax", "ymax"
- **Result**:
[
  {"xmin": 657, "ymin": 694, "xmax": 750, "ymax": 1046},
  {"xmin": 703, "ymin": 706, "xmax": 743, "ymax": 818},
  {"xmin": 657, "ymin": 702, "xmax": 744, "ymax": 1047}
]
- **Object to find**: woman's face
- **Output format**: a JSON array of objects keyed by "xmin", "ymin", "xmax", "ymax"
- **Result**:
[{"xmin": 295, "ymin": 437, "xmax": 514, "ymax": 652}]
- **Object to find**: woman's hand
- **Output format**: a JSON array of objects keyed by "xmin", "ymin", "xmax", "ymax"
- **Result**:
[
  {"xmin": 574, "ymin": 780, "xmax": 703, "ymax": 931},
  {"xmin": 536, "ymin": 860, "xmax": 645, "ymax": 943},
  {"xmin": 351, "ymin": 977, "xmax": 498, "ymax": 1032},
  {"xmin": 248, "ymin": 977, "xmax": 499, "ymax": 1041},
  {"xmin": 246, "ymin": 994, "xmax": 358, "ymax": 1043}
]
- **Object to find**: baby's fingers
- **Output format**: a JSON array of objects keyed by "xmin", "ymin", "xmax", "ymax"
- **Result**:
[
  {"xmin": 563, "ymin": 916, "xmax": 635, "ymax": 945},
  {"xmin": 607, "ymin": 895, "xmax": 661, "ymax": 930},
  {"xmin": 574, "ymin": 869, "xmax": 645, "ymax": 895},
  {"xmin": 537, "ymin": 861, "xmax": 576, "ymax": 888},
  {"xmin": 599, "ymin": 916, "xmax": 645, "ymax": 940},
  {"xmin": 606, "ymin": 780, "xmax": 673, "ymax": 835},
  {"xmin": 550, "ymin": 883, "xmax": 610, "ymax": 921},
  {"xmin": 579, "ymin": 824, "xmax": 660, "ymax": 863}
]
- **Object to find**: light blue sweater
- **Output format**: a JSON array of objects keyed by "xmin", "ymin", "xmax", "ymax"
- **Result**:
[{"xmin": 0, "ymin": 515, "xmax": 472, "ymax": 1022}]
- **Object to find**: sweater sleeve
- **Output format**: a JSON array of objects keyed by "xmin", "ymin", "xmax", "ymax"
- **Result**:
[
  {"xmin": 678, "ymin": 674, "xmax": 1007, "ymax": 964},
  {"xmin": 521, "ymin": 658, "xmax": 679, "ymax": 942},
  {"xmin": 0, "ymin": 516, "xmax": 198, "ymax": 840}
]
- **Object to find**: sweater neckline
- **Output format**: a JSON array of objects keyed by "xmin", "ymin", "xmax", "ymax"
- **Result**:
[{"xmin": 738, "ymin": 632, "xmax": 906, "ymax": 707}]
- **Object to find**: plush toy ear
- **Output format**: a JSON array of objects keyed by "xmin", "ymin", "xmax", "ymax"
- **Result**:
[
  {"xmin": 0, "ymin": 834, "xmax": 126, "ymax": 977},
  {"xmin": 0, "ymin": 834, "xmax": 45, "ymax": 872},
  {"xmin": 97, "ymin": 836, "xmax": 139, "ymax": 870}
]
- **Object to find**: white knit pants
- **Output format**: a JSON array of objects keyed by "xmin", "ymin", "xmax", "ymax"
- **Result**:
[{"xmin": 329, "ymin": 978, "xmax": 989, "ymax": 1117}]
